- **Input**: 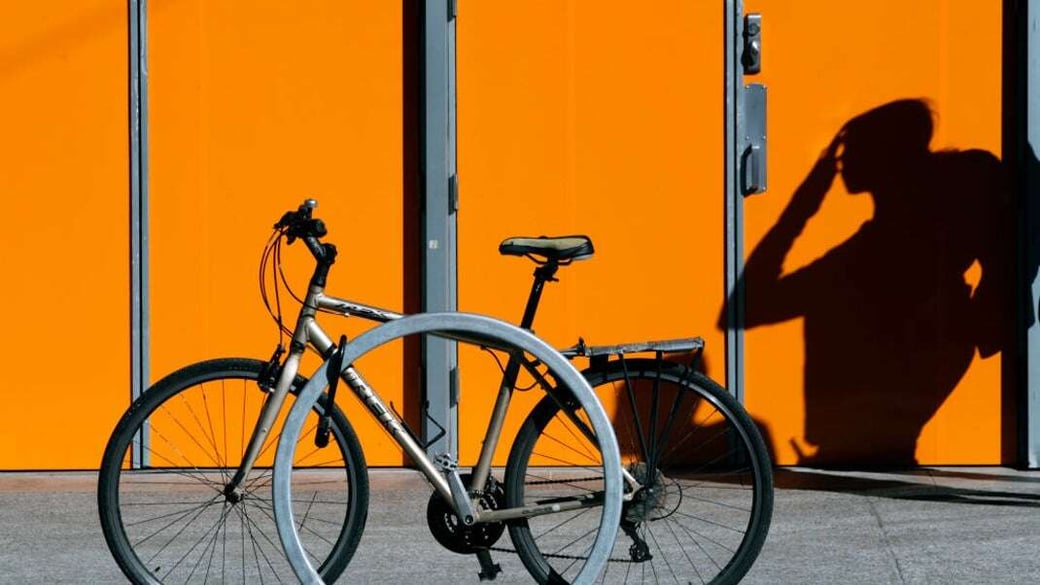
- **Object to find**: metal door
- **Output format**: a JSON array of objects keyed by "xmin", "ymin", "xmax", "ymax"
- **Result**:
[
  {"xmin": 738, "ymin": 1, "xmax": 1008, "ymax": 465},
  {"xmin": 455, "ymin": 1, "xmax": 729, "ymax": 464}
]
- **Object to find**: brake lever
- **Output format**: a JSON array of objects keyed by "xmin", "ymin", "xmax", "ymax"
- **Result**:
[
  {"xmin": 274, "ymin": 210, "xmax": 296, "ymax": 230},
  {"xmin": 274, "ymin": 200, "xmax": 320, "ymax": 244}
]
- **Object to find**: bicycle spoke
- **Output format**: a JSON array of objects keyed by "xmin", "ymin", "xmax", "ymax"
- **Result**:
[
  {"xmin": 132, "ymin": 494, "xmax": 223, "ymax": 546},
  {"xmin": 199, "ymin": 384, "xmax": 230, "ymax": 484},
  {"xmin": 156, "ymin": 500, "xmax": 231, "ymax": 581},
  {"xmin": 100, "ymin": 360, "xmax": 365, "ymax": 584},
  {"xmin": 658, "ymin": 518, "xmax": 703, "ymax": 584},
  {"xmin": 620, "ymin": 359, "xmax": 651, "ymax": 463}
]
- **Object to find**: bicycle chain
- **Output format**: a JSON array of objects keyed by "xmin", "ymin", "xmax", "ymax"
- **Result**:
[
  {"xmin": 489, "ymin": 477, "xmax": 637, "ymax": 564},
  {"xmin": 524, "ymin": 476, "xmax": 603, "ymax": 486},
  {"xmin": 488, "ymin": 546, "xmax": 636, "ymax": 564}
]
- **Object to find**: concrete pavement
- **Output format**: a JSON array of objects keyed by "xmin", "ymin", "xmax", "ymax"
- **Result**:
[{"xmin": 1, "ymin": 467, "xmax": 1039, "ymax": 583}]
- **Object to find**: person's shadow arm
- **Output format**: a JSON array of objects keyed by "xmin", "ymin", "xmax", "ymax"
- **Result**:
[
  {"xmin": 967, "ymin": 149, "xmax": 1016, "ymax": 357},
  {"xmin": 719, "ymin": 138, "xmax": 840, "ymax": 330}
]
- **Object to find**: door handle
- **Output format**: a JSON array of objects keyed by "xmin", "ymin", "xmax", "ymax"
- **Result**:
[
  {"xmin": 742, "ymin": 83, "xmax": 767, "ymax": 195},
  {"xmin": 743, "ymin": 144, "xmax": 764, "ymax": 194}
]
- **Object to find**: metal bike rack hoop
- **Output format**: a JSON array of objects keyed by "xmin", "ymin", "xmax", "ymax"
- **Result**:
[{"xmin": 272, "ymin": 312, "xmax": 622, "ymax": 585}]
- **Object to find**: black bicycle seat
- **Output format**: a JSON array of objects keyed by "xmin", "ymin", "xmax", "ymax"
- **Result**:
[{"xmin": 498, "ymin": 235, "xmax": 595, "ymax": 264}]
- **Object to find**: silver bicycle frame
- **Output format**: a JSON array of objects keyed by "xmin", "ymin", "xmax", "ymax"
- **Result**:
[{"xmin": 228, "ymin": 283, "xmax": 580, "ymax": 515}]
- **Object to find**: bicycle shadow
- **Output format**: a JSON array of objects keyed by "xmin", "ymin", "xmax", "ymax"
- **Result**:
[
  {"xmin": 605, "ymin": 357, "xmax": 779, "ymax": 472},
  {"xmin": 720, "ymin": 99, "xmax": 1014, "ymax": 467}
]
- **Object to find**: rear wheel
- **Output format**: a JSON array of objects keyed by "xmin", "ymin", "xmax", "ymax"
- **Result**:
[
  {"xmin": 98, "ymin": 358, "xmax": 368, "ymax": 584},
  {"xmin": 508, "ymin": 357, "xmax": 772, "ymax": 584}
]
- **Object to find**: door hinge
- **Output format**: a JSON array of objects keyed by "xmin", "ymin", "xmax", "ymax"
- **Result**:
[
  {"xmin": 448, "ymin": 174, "xmax": 459, "ymax": 214},
  {"xmin": 449, "ymin": 366, "xmax": 459, "ymax": 407},
  {"xmin": 448, "ymin": 0, "xmax": 457, "ymax": 21}
]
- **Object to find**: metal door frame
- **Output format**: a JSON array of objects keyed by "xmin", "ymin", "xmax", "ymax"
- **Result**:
[
  {"xmin": 1015, "ymin": 0, "xmax": 1040, "ymax": 468},
  {"xmin": 723, "ymin": 0, "xmax": 747, "ymax": 404},
  {"xmin": 420, "ymin": 0, "xmax": 459, "ymax": 456}
]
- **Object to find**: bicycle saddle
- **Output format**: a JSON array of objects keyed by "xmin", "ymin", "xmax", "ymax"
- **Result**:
[{"xmin": 499, "ymin": 235, "xmax": 595, "ymax": 264}]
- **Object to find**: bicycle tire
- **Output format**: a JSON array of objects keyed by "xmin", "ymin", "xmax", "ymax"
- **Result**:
[
  {"xmin": 507, "ymin": 357, "xmax": 773, "ymax": 584},
  {"xmin": 98, "ymin": 358, "xmax": 368, "ymax": 584}
]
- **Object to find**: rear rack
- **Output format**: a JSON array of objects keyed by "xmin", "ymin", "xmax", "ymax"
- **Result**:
[{"xmin": 559, "ymin": 336, "xmax": 704, "ymax": 359}]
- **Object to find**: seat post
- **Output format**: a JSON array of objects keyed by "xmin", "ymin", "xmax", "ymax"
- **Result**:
[{"xmin": 518, "ymin": 261, "xmax": 559, "ymax": 330}]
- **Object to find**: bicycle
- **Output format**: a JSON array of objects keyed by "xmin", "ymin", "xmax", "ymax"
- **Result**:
[
  {"xmin": 100, "ymin": 199, "xmax": 773, "ymax": 584},
  {"xmin": 98, "ymin": 200, "xmax": 623, "ymax": 585},
  {"xmin": 269, "ymin": 204, "xmax": 773, "ymax": 583}
]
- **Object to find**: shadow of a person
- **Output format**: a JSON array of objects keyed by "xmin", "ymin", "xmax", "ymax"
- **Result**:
[{"xmin": 722, "ymin": 99, "xmax": 1011, "ymax": 467}]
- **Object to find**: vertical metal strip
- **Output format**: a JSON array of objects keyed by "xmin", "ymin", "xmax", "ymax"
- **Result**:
[
  {"xmin": 128, "ymin": 0, "xmax": 150, "ymax": 467},
  {"xmin": 1023, "ymin": 0, "xmax": 1040, "ymax": 468},
  {"xmin": 723, "ymin": 0, "xmax": 746, "ymax": 403},
  {"xmin": 421, "ymin": 0, "xmax": 459, "ymax": 457}
]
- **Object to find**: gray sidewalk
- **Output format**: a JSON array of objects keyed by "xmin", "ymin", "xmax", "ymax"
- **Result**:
[{"xmin": 2, "ymin": 467, "xmax": 1039, "ymax": 583}]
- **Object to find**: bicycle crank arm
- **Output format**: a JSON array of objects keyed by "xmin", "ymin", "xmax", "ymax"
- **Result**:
[{"xmin": 446, "ymin": 470, "xmax": 478, "ymax": 525}]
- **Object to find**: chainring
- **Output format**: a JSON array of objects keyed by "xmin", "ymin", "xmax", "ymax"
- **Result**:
[{"xmin": 426, "ymin": 474, "xmax": 507, "ymax": 554}]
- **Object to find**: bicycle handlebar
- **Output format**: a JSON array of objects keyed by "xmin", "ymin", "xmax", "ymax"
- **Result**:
[{"xmin": 275, "ymin": 199, "xmax": 333, "ymax": 262}]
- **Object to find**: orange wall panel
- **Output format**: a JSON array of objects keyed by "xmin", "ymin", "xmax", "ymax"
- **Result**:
[
  {"xmin": 740, "ymin": 0, "xmax": 1006, "ymax": 465},
  {"xmin": 0, "ymin": 2, "xmax": 129, "ymax": 469},
  {"xmin": 148, "ymin": 2, "xmax": 411, "ymax": 465},
  {"xmin": 457, "ymin": 1, "xmax": 726, "ymax": 465}
]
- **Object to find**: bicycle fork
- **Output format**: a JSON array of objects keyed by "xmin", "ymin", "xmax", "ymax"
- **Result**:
[{"xmin": 223, "ymin": 346, "xmax": 304, "ymax": 501}]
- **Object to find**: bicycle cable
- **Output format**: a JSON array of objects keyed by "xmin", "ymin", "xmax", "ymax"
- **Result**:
[
  {"xmin": 259, "ymin": 228, "xmax": 292, "ymax": 344},
  {"xmin": 260, "ymin": 226, "xmax": 345, "ymax": 348},
  {"xmin": 480, "ymin": 346, "xmax": 542, "ymax": 392}
]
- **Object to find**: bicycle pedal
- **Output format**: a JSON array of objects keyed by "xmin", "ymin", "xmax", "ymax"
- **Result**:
[{"xmin": 475, "ymin": 549, "xmax": 501, "ymax": 581}]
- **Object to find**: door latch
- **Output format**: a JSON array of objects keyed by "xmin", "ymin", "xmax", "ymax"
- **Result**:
[{"xmin": 743, "ymin": 13, "xmax": 762, "ymax": 75}]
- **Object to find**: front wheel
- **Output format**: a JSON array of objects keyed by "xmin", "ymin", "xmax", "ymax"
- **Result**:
[
  {"xmin": 97, "ymin": 358, "xmax": 369, "ymax": 584},
  {"xmin": 507, "ymin": 357, "xmax": 773, "ymax": 584}
]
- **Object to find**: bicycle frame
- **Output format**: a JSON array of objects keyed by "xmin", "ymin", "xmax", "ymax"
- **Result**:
[
  {"xmin": 227, "ymin": 279, "xmax": 603, "ymax": 524},
  {"xmin": 224, "ymin": 203, "xmax": 679, "ymax": 522}
]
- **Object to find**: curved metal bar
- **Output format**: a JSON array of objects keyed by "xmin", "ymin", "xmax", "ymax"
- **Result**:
[{"xmin": 272, "ymin": 312, "xmax": 622, "ymax": 585}]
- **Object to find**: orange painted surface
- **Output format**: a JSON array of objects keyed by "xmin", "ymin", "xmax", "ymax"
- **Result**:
[
  {"xmin": 0, "ymin": 2, "xmax": 129, "ymax": 469},
  {"xmin": 457, "ymin": 1, "xmax": 727, "ymax": 465},
  {"xmin": 148, "ymin": 2, "xmax": 412, "ymax": 465},
  {"xmin": 0, "ymin": 2, "xmax": 1010, "ymax": 472},
  {"xmin": 739, "ymin": 1, "xmax": 1007, "ymax": 465}
]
